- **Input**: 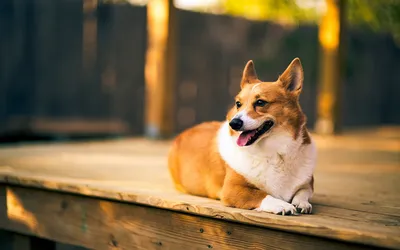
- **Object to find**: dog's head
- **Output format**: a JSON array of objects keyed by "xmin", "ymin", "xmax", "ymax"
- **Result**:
[{"xmin": 227, "ymin": 58, "xmax": 306, "ymax": 147}]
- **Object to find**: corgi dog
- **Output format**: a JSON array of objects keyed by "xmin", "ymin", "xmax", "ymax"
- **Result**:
[{"xmin": 168, "ymin": 58, "xmax": 316, "ymax": 215}]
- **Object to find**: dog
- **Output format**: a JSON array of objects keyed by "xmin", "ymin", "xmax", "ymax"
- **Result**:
[{"xmin": 168, "ymin": 58, "xmax": 316, "ymax": 215}]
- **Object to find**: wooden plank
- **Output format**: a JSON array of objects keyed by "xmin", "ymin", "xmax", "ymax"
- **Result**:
[
  {"xmin": 111, "ymin": 4, "xmax": 147, "ymax": 135},
  {"xmin": 56, "ymin": 243, "xmax": 87, "ymax": 250},
  {"xmin": 82, "ymin": 0, "xmax": 98, "ymax": 89},
  {"xmin": 145, "ymin": 0, "xmax": 177, "ymax": 138},
  {"xmin": 31, "ymin": 0, "xmax": 57, "ymax": 120},
  {"xmin": 0, "ymin": 168, "xmax": 399, "ymax": 249},
  {"xmin": 0, "ymin": 133, "xmax": 399, "ymax": 248},
  {"xmin": 82, "ymin": 0, "xmax": 101, "ymax": 122},
  {"xmin": 0, "ymin": 185, "xmax": 381, "ymax": 250}
]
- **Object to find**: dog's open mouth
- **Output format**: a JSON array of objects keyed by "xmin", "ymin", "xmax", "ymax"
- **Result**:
[{"xmin": 236, "ymin": 120, "xmax": 274, "ymax": 147}]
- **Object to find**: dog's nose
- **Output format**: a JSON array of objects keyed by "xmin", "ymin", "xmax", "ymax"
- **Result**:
[{"xmin": 229, "ymin": 118, "xmax": 243, "ymax": 131}]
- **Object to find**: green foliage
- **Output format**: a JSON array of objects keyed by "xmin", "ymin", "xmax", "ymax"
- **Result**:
[
  {"xmin": 100, "ymin": 0, "xmax": 400, "ymax": 42},
  {"xmin": 222, "ymin": 0, "xmax": 320, "ymax": 24},
  {"xmin": 222, "ymin": 0, "xmax": 400, "ymax": 42},
  {"xmin": 347, "ymin": 0, "xmax": 400, "ymax": 41}
]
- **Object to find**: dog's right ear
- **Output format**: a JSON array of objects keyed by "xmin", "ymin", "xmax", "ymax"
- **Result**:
[
  {"xmin": 241, "ymin": 60, "xmax": 258, "ymax": 88},
  {"xmin": 278, "ymin": 57, "xmax": 303, "ymax": 95}
]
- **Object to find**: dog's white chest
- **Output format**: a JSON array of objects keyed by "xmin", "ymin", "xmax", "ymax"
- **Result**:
[
  {"xmin": 217, "ymin": 122, "xmax": 315, "ymax": 202},
  {"xmin": 236, "ymin": 155, "xmax": 303, "ymax": 201}
]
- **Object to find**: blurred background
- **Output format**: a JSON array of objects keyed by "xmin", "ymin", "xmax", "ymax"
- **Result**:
[{"xmin": 0, "ymin": 0, "xmax": 399, "ymax": 143}]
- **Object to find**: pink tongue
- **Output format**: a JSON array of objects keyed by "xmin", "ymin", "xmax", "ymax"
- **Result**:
[{"xmin": 237, "ymin": 130, "xmax": 257, "ymax": 146}]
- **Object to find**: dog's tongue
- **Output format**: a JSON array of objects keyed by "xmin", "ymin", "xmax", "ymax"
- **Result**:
[{"xmin": 237, "ymin": 130, "xmax": 257, "ymax": 146}]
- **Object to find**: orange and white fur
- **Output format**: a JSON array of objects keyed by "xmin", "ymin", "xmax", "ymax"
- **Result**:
[{"xmin": 168, "ymin": 58, "xmax": 316, "ymax": 215}]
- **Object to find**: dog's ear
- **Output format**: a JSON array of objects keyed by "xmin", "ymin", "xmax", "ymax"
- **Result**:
[
  {"xmin": 241, "ymin": 60, "xmax": 258, "ymax": 88},
  {"xmin": 279, "ymin": 58, "xmax": 304, "ymax": 95}
]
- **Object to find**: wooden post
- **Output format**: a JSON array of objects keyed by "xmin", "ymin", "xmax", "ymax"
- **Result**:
[
  {"xmin": 145, "ymin": 0, "xmax": 177, "ymax": 138},
  {"xmin": 315, "ymin": 0, "xmax": 346, "ymax": 134}
]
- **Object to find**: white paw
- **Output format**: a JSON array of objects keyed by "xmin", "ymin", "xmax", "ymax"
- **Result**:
[
  {"xmin": 291, "ymin": 198, "xmax": 312, "ymax": 214},
  {"xmin": 255, "ymin": 195, "xmax": 297, "ymax": 215}
]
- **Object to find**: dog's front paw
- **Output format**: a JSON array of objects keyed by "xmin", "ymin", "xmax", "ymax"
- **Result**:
[
  {"xmin": 291, "ymin": 198, "xmax": 312, "ymax": 214},
  {"xmin": 255, "ymin": 195, "xmax": 297, "ymax": 215}
]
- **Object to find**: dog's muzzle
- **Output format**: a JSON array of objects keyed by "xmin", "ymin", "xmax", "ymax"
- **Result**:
[{"xmin": 229, "ymin": 118, "xmax": 243, "ymax": 131}]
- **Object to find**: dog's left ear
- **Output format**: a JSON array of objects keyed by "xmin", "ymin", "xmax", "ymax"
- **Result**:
[
  {"xmin": 279, "ymin": 58, "xmax": 304, "ymax": 94},
  {"xmin": 241, "ymin": 60, "xmax": 258, "ymax": 88}
]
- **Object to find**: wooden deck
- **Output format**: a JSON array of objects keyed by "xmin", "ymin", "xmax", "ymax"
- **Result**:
[{"xmin": 0, "ymin": 127, "xmax": 399, "ymax": 249}]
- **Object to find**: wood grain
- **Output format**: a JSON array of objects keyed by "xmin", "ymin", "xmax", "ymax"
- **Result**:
[
  {"xmin": 0, "ymin": 132, "xmax": 399, "ymax": 249},
  {"xmin": 0, "ymin": 186, "xmax": 381, "ymax": 250}
]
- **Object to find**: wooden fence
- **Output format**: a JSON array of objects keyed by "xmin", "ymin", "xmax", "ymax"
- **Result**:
[{"xmin": 0, "ymin": 0, "xmax": 399, "ymax": 138}]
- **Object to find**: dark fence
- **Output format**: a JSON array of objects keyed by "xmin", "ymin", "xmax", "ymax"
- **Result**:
[
  {"xmin": 175, "ymin": 10, "xmax": 400, "ymax": 133},
  {"xmin": 0, "ymin": 0, "xmax": 146, "ymax": 137},
  {"xmin": 0, "ymin": 2, "xmax": 399, "ymax": 139}
]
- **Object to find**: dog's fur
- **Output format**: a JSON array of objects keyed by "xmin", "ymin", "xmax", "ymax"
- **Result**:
[{"xmin": 168, "ymin": 58, "xmax": 316, "ymax": 215}]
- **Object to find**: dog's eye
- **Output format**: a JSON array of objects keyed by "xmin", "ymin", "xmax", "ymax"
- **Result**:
[
  {"xmin": 235, "ymin": 101, "xmax": 242, "ymax": 109},
  {"xmin": 255, "ymin": 99, "xmax": 268, "ymax": 107}
]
